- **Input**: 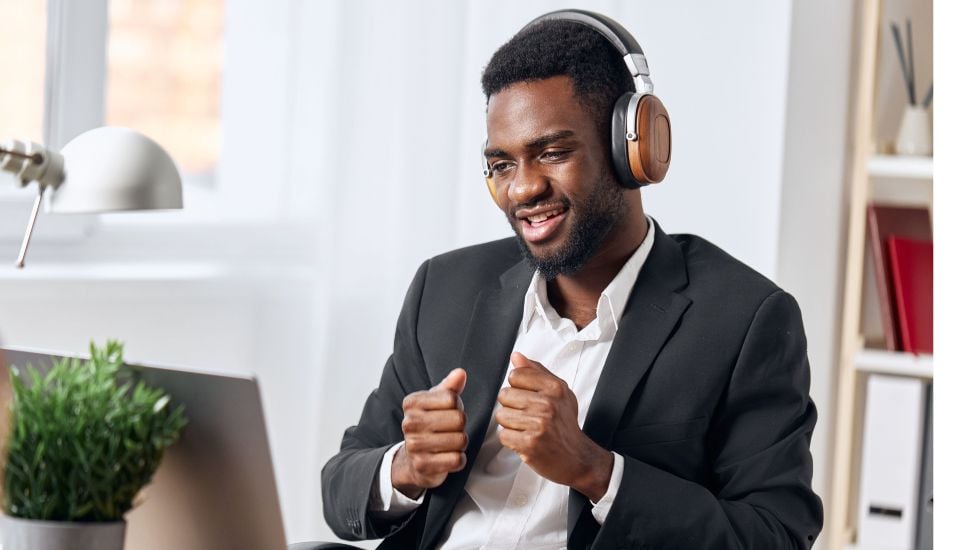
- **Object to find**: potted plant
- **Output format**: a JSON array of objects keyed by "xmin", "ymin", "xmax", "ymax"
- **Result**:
[{"xmin": 0, "ymin": 340, "xmax": 186, "ymax": 550}]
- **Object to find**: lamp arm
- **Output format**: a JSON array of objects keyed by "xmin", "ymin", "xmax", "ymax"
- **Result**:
[
  {"xmin": 0, "ymin": 147, "xmax": 44, "ymax": 165},
  {"xmin": 15, "ymin": 187, "xmax": 44, "ymax": 269},
  {"xmin": 1, "ymin": 139, "xmax": 66, "ymax": 268},
  {"xmin": 0, "ymin": 140, "xmax": 65, "ymax": 190}
]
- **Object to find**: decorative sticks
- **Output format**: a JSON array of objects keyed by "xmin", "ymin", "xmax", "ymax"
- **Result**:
[{"xmin": 890, "ymin": 19, "xmax": 932, "ymax": 108}]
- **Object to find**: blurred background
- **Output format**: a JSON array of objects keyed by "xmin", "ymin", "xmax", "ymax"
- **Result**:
[{"xmin": 0, "ymin": 0, "xmax": 936, "ymax": 548}]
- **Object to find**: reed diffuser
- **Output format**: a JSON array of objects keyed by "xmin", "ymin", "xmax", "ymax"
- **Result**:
[{"xmin": 891, "ymin": 19, "xmax": 932, "ymax": 156}]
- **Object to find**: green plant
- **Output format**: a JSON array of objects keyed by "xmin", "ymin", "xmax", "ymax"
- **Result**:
[{"xmin": 3, "ymin": 340, "xmax": 187, "ymax": 522}]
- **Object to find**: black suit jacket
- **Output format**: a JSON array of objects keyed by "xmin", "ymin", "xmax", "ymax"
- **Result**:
[{"xmin": 321, "ymin": 224, "xmax": 823, "ymax": 549}]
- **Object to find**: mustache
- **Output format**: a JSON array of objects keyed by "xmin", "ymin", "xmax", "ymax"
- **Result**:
[{"xmin": 510, "ymin": 199, "xmax": 571, "ymax": 217}]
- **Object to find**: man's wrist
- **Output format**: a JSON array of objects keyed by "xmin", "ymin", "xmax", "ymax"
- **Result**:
[
  {"xmin": 390, "ymin": 446, "xmax": 425, "ymax": 499},
  {"xmin": 572, "ymin": 444, "xmax": 615, "ymax": 502}
]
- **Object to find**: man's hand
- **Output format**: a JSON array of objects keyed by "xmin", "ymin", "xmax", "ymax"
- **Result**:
[
  {"xmin": 392, "ymin": 368, "xmax": 469, "ymax": 499},
  {"xmin": 496, "ymin": 352, "xmax": 614, "ymax": 502}
]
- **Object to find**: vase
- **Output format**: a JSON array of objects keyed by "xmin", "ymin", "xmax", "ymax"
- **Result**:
[
  {"xmin": 0, "ymin": 515, "xmax": 126, "ymax": 550},
  {"xmin": 894, "ymin": 105, "xmax": 933, "ymax": 156}
]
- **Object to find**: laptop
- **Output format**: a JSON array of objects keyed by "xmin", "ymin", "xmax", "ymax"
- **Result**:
[{"xmin": 0, "ymin": 346, "xmax": 289, "ymax": 550}]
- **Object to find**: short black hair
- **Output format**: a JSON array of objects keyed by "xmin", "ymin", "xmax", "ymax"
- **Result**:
[{"xmin": 481, "ymin": 19, "xmax": 634, "ymax": 140}]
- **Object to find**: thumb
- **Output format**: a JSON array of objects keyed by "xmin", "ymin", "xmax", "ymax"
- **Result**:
[
  {"xmin": 510, "ymin": 351, "xmax": 547, "ymax": 372},
  {"xmin": 438, "ymin": 368, "xmax": 467, "ymax": 395}
]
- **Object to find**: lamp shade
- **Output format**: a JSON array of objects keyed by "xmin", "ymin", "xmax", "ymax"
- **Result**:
[{"xmin": 48, "ymin": 127, "xmax": 183, "ymax": 213}]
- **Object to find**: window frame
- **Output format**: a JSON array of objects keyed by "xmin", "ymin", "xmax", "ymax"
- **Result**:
[{"xmin": 1, "ymin": 0, "xmax": 302, "ymax": 260}]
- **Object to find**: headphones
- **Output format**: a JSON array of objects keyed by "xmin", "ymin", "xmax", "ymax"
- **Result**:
[{"xmin": 481, "ymin": 9, "xmax": 671, "ymax": 202}]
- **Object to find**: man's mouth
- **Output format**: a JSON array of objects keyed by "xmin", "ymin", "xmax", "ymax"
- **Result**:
[{"xmin": 517, "ymin": 206, "xmax": 568, "ymax": 243}]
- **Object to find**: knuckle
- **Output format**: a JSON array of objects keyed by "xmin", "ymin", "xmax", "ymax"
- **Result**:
[
  {"xmin": 448, "ymin": 452, "xmax": 464, "ymax": 470},
  {"xmin": 442, "ymin": 410, "xmax": 458, "ymax": 428},
  {"xmin": 445, "ymin": 392, "xmax": 459, "ymax": 409},
  {"xmin": 402, "ymin": 392, "xmax": 421, "ymax": 410},
  {"xmin": 401, "ymin": 415, "xmax": 419, "ymax": 433}
]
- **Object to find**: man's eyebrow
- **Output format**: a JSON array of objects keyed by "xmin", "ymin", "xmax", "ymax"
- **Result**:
[
  {"xmin": 483, "ymin": 130, "xmax": 577, "ymax": 159},
  {"xmin": 526, "ymin": 130, "xmax": 576, "ymax": 150}
]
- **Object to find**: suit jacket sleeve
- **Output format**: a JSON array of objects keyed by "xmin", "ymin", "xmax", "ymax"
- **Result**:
[
  {"xmin": 321, "ymin": 260, "xmax": 433, "ymax": 541},
  {"xmin": 593, "ymin": 290, "xmax": 823, "ymax": 549}
]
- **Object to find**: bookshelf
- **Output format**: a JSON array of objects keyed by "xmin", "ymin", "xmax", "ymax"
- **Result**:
[
  {"xmin": 854, "ymin": 349, "xmax": 933, "ymax": 380},
  {"xmin": 867, "ymin": 155, "xmax": 933, "ymax": 180},
  {"xmin": 828, "ymin": 0, "xmax": 933, "ymax": 548}
]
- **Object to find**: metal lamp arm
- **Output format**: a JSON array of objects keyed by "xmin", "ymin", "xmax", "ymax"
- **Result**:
[{"xmin": 0, "ymin": 140, "xmax": 66, "ymax": 268}]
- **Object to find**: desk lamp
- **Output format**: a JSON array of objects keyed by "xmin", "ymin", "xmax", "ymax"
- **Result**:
[{"xmin": 0, "ymin": 127, "xmax": 182, "ymax": 268}]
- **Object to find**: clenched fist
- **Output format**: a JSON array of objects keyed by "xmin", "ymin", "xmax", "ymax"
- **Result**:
[
  {"xmin": 392, "ymin": 368, "xmax": 469, "ymax": 499},
  {"xmin": 496, "ymin": 352, "xmax": 613, "ymax": 501}
]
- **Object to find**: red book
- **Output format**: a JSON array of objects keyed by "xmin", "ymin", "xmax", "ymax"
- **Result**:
[
  {"xmin": 867, "ymin": 205, "xmax": 932, "ymax": 350},
  {"xmin": 887, "ymin": 236, "xmax": 933, "ymax": 353}
]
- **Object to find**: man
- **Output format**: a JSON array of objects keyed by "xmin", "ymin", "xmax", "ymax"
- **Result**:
[{"xmin": 319, "ymin": 12, "xmax": 823, "ymax": 550}]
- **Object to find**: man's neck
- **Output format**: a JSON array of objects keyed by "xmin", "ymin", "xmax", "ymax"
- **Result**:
[{"xmin": 547, "ymin": 215, "xmax": 649, "ymax": 330}]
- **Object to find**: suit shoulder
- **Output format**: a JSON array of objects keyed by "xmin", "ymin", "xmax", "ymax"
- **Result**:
[
  {"xmin": 671, "ymin": 233, "xmax": 782, "ymax": 303},
  {"xmin": 426, "ymin": 237, "xmax": 522, "ymax": 279}
]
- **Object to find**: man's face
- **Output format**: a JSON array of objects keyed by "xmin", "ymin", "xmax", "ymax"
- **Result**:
[{"xmin": 484, "ymin": 76, "xmax": 626, "ymax": 279}]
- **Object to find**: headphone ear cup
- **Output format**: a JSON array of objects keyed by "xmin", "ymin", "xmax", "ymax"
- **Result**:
[
  {"xmin": 485, "ymin": 175, "xmax": 500, "ymax": 206},
  {"xmin": 611, "ymin": 92, "xmax": 672, "ymax": 187},
  {"xmin": 611, "ymin": 92, "xmax": 642, "ymax": 189},
  {"xmin": 627, "ymin": 94, "xmax": 671, "ymax": 184}
]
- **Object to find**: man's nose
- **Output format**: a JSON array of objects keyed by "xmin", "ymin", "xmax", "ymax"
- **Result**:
[{"xmin": 508, "ymin": 162, "xmax": 550, "ymax": 205}]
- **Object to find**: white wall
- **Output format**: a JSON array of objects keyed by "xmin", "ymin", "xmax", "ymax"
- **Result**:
[
  {"xmin": 777, "ymin": 1, "xmax": 856, "ymax": 548},
  {"xmin": 0, "ymin": 1, "xmax": 839, "ymax": 546}
]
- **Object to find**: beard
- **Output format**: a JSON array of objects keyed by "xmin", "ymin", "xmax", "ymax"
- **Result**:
[{"xmin": 507, "ymin": 170, "xmax": 627, "ymax": 280}]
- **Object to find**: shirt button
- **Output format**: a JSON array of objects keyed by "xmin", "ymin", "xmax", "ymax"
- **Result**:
[{"xmin": 510, "ymin": 492, "xmax": 528, "ymax": 507}]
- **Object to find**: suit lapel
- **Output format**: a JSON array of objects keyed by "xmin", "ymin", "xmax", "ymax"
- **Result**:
[
  {"xmin": 420, "ymin": 259, "xmax": 532, "ymax": 549},
  {"xmin": 567, "ymin": 224, "xmax": 692, "ymax": 542}
]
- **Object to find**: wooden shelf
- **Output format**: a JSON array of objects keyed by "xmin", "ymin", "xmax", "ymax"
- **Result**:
[
  {"xmin": 854, "ymin": 348, "xmax": 933, "ymax": 379},
  {"xmin": 867, "ymin": 155, "xmax": 933, "ymax": 179},
  {"xmin": 828, "ymin": 1, "xmax": 934, "ymax": 548}
]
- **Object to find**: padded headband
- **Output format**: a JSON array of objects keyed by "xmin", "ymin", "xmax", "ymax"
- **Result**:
[
  {"xmin": 521, "ymin": 9, "xmax": 652, "ymax": 93},
  {"xmin": 523, "ymin": 9, "xmax": 643, "ymax": 56}
]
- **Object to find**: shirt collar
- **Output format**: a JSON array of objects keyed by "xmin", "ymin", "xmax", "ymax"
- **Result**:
[{"xmin": 521, "ymin": 216, "xmax": 656, "ymax": 340}]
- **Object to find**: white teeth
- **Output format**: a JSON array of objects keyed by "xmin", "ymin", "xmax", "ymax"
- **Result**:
[{"xmin": 527, "ymin": 208, "xmax": 563, "ymax": 223}]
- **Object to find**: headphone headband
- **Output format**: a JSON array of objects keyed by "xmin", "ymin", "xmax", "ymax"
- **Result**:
[{"xmin": 522, "ymin": 9, "xmax": 653, "ymax": 94}]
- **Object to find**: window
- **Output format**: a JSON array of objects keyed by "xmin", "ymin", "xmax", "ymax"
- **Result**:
[
  {"xmin": 0, "ymin": 0, "xmax": 46, "ymax": 144},
  {"xmin": 2, "ymin": 0, "xmax": 293, "ymax": 249},
  {"xmin": 105, "ymin": 0, "xmax": 224, "ymax": 177}
]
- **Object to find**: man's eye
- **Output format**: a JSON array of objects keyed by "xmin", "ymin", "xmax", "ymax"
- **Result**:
[
  {"xmin": 541, "ymin": 150, "xmax": 570, "ymax": 162},
  {"xmin": 491, "ymin": 161, "xmax": 514, "ymax": 175}
]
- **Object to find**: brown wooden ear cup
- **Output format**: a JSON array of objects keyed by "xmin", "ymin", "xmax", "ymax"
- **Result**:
[
  {"xmin": 485, "ymin": 172, "xmax": 499, "ymax": 205},
  {"xmin": 611, "ymin": 92, "xmax": 672, "ymax": 188},
  {"xmin": 628, "ymin": 94, "xmax": 671, "ymax": 184}
]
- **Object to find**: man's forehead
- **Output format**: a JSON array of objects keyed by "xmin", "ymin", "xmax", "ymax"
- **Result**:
[
  {"xmin": 486, "ymin": 75, "xmax": 580, "ymax": 115},
  {"xmin": 485, "ymin": 76, "xmax": 591, "ymax": 140}
]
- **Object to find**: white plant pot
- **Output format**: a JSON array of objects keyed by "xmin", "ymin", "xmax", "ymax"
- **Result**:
[
  {"xmin": 894, "ymin": 105, "xmax": 933, "ymax": 156},
  {"xmin": 0, "ymin": 515, "xmax": 126, "ymax": 550}
]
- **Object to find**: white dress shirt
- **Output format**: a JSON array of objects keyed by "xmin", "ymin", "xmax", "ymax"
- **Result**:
[{"xmin": 370, "ymin": 218, "xmax": 656, "ymax": 550}]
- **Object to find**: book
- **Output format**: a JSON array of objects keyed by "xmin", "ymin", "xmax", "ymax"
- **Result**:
[
  {"xmin": 866, "ymin": 205, "xmax": 932, "ymax": 350},
  {"xmin": 887, "ymin": 236, "xmax": 933, "ymax": 353},
  {"xmin": 857, "ymin": 374, "xmax": 928, "ymax": 549}
]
